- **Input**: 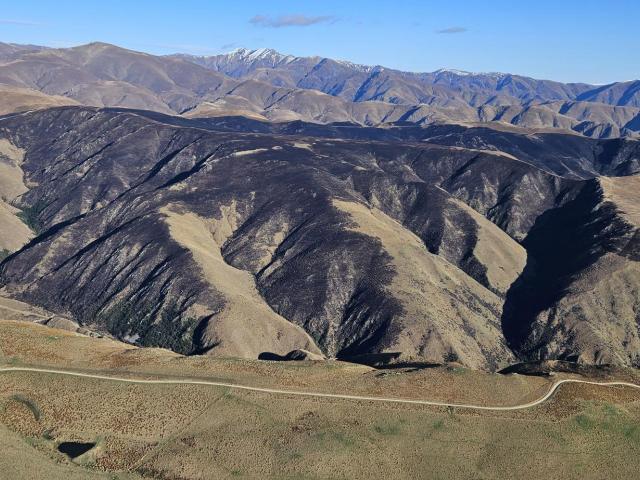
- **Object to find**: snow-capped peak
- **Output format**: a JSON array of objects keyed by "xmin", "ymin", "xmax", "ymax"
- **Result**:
[
  {"xmin": 335, "ymin": 59, "xmax": 375, "ymax": 73},
  {"xmin": 434, "ymin": 68, "xmax": 474, "ymax": 76},
  {"xmin": 227, "ymin": 47, "xmax": 294, "ymax": 64},
  {"xmin": 433, "ymin": 68, "xmax": 508, "ymax": 79}
]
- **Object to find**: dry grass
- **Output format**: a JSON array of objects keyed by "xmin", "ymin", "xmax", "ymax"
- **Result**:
[
  {"xmin": 182, "ymin": 101, "xmax": 269, "ymax": 121},
  {"xmin": 0, "ymin": 85, "xmax": 79, "ymax": 116},
  {"xmin": 600, "ymin": 175, "xmax": 640, "ymax": 226},
  {"xmin": 332, "ymin": 199, "xmax": 513, "ymax": 369},
  {"xmin": 0, "ymin": 137, "xmax": 33, "ymax": 251},
  {"xmin": 1, "ymin": 320, "xmax": 640, "ymax": 479},
  {"xmin": 0, "ymin": 320, "xmax": 548, "ymax": 405},
  {"xmin": 162, "ymin": 205, "xmax": 320, "ymax": 358},
  {"xmin": 447, "ymin": 196, "xmax": 526, "ymax": 294}
]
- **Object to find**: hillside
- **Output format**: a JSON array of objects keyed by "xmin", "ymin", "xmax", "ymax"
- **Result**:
[{"xmin": 0, "ymin": 106, "xmax": 639, "ymax": 369}]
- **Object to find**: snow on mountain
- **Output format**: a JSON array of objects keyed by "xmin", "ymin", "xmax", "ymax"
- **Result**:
[{"xmin": 226, "ymin": 47, "xmax": 295, "ymax": 65}]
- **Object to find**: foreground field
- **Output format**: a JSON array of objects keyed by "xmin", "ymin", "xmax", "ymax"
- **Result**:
[{"xmin": 1, "ymin": 320, "xmax": 640, "ymax": 479}]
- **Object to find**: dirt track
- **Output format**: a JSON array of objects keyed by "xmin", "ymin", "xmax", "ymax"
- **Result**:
[{"xmin": 1, "ymin": 366, "xmax": 639, "ymax": 411}]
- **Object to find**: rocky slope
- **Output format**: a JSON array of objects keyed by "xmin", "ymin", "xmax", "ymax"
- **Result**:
[{"xmin": 0, "ymin": 106, "xmax": 639, "ymax": 369}]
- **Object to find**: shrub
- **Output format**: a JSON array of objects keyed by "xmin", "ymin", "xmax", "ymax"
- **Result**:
[
  {"xmin": 97, "ymin": 300, "xmax": 198, "ymax": 354},
  {"xmin": 16, "ymin": 200, "xmax": 47, "ymax": 234}
]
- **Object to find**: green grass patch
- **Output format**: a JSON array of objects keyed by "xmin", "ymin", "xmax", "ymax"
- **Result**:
[
  {"xmin": 16, "ymin": 200, "xmax": 46, "ymax": 234},
  {"xmin": 622, "ymin": 425, "xmax": 640, "ymax": 442},
  {"xmin": 432, "ymin": 419, "xmax": 445, "ymax": 430},
  {"xmin": 420, "ymin": 418, "xmax": 446, "ymax": 440},
  {"xmin": 574, "ymin": 414, "xmax": 595, "ymax": 430},
  {"xmin": 446, "ymin": 366, "xmax": 467, "ymax": 375},
  {"xmin": 572, "ymin": 402, "xmax": 640, "ymax": 445},
  {"xmin": 311, "ymin": 430, "xmax": 356, "ymax": 450},
  {"xmin": 291, "ymin": 427, "xmax": 358, "ymax": 456},
  {"xmin": 0, "ymin": 249, "xmax": 10, "ymax": 261},
  {"xmin": 373, "ymin": 419, "xmax": 405, "ymax": 436},
  {"xmin": 23, "ymin": 436, "xmax": 38, "ymax": 447},
  {"xmin": 602, "ymin": 403, "xmax": 623, "ymax": 418}
]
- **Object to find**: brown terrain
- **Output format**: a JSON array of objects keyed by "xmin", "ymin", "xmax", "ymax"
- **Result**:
[
  {"xmin": 0, "ymin": 42, "xmax": 639, "ymax": 138},
  {"xmin": 0, "ymin": 38, "xmax": 639, "ymax": 480},
  {"xmin": 1, "ymin": 318, "xmax": 640, "ymax": 479},
  {"xmin": 0, "ymin": 104, "xmax": 638, "ymax": 370}
]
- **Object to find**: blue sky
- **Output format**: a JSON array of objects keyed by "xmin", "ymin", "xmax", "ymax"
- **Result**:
[{"xmin": 1, "ymin": 0, "xmax": 638, "ymax": 84}]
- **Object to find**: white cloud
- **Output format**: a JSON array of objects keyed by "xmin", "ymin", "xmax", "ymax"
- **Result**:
[
  {"xmin": 436, "ymin": 27, "xmax": 468, "ymax": 34},
  {"xmin": 250, "ymin": 14, "xmax": 336, "ymax": 28},
  {"xmin": 0, "ymin": 19, "xmax": 41, "ymax": 26}
]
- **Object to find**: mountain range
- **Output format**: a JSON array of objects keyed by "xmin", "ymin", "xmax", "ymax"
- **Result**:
[
  {"xmin": 0, "ymin": 41, "xmax": 639, "ymax": 138},
  {"xmin": 0, "ymin": 41, "xmax": 639, "ymax": 371},
  {"xmin": 0, "ymin": 104, "xmax": 639, "ymax": 370}
]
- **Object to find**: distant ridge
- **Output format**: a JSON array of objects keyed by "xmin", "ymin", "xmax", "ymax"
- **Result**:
[
  {"xmin": 174, "ymin": 46, "xmax": 640, "ymax": 137},
  {"xmin": 0, "ymin": 41, "xmax": 637, "ymax": 137}
]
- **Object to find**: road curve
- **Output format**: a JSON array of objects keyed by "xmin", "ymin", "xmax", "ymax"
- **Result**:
[{"xmin": 1, "ymin": 366, "xmax": 639, "ymax": 411}]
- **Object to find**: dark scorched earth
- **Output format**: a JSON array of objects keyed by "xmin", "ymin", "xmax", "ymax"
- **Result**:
[{"xmin": 1, "ymin": 106, "xmax": 639, "ymax": 370}]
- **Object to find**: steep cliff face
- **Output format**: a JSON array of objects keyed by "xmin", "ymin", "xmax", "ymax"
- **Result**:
[{"xmin": 0, "ymin": 106, "xmax": 638, "ymax": 370}]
